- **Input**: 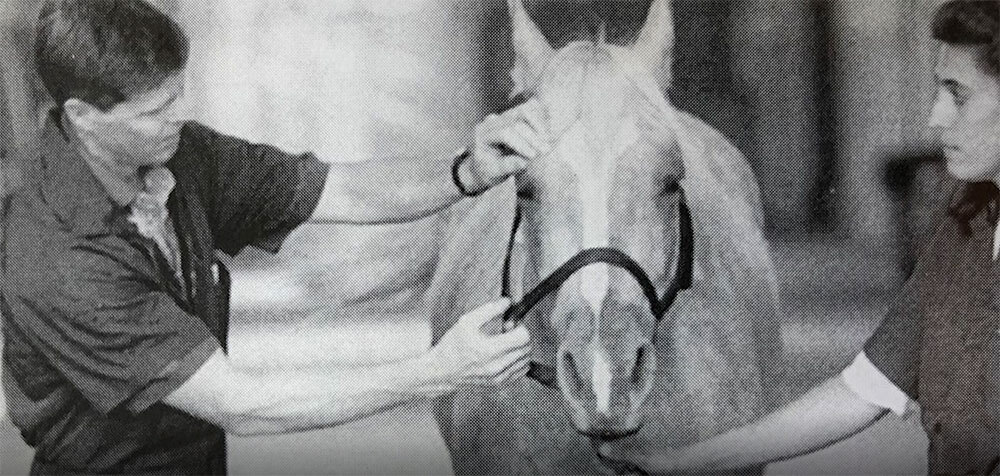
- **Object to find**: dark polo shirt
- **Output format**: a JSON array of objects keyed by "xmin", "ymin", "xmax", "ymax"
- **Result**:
[
  {"xmin": 865, "ymin": 183, "xmax": 1000, "ymax": 474},
  {"xmin": 1, "ymin": 117, "xmax": 329, "ymax": 475}
]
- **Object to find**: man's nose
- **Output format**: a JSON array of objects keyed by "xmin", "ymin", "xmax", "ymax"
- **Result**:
[{"xmin": 169, "ymin": 96, "xmax": 194, "ymax": 124}]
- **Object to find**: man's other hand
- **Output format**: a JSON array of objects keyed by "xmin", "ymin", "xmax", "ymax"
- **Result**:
[
  {"xmin": 460, "ymin": 98, "xmax": 553, "ymax": 194},
  {"xmin": 429, "ymin": 299, "xmax": 531, "ymax": 387}
]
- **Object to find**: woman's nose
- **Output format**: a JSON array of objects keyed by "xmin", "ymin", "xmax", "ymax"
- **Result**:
[{"xmin": 927, "ymin": 94, "xmax": 954, "ymax": 130}]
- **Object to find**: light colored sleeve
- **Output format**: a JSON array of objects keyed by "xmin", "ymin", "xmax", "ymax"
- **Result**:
[{"xmin": 840, "ymin": 351, "xmax": 913, "ymax": 417}]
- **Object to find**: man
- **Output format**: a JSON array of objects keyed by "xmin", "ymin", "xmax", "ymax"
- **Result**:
[
  {"xmin": 0, "ymin": 0, "xmax": 553, "ymax": 474},
  {"xmin": 600, "ymin": 0, "xmax": 1000, "ymax": 474}
]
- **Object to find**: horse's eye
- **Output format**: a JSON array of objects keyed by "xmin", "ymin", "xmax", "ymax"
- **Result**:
[
  {"xmin": 517, "ymin": 184, "xmax": 536, "ymax": 201},
  {"xmin": 660, "ymin": 179, "xmax": 680, "ymax": 196}
]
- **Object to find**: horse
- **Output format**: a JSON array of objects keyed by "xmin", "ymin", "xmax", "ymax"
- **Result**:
[{"xmin": 425, "ymin": 0, "xmax": 782, "ymax": 474}]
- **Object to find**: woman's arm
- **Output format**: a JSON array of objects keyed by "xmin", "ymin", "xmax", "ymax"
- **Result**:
[{"xmin": 601, "ymin": 375, "xmax": 888, "ymax": 473}]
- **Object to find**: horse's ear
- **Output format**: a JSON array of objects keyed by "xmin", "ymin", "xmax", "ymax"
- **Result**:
[
  {"xmin": 507, "ymin": 0, "xmax": 553, "ymax": 94},
  {"xmin": 631, "ymin": 0, "xmax": 674, "ymax": 88}
]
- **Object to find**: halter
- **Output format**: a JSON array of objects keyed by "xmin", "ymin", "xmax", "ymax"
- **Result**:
[{"xmin": 500, "ymin": 189, "xmax": 695, "ymax": 388}]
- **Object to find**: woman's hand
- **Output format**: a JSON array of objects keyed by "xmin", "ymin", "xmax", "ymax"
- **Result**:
[{"xmin": 597, "ymin": 439, "xmax": 684, "ymax": 475}]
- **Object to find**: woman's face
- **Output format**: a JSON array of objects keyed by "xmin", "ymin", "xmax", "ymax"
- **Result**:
[{"xmin": 929, "ymin": 44, "xmax": 1000, "ymax": 183}]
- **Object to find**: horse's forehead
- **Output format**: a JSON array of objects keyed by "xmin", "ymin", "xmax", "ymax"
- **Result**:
[
  {"xmin": 538, "ymin": 44, "xmax": 631, "ymax": 132},
  {"xmin": 529, "ymin": 44, "xmax": 675, "ymax": 179}
]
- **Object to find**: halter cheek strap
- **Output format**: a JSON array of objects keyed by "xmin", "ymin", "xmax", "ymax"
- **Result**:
[{"xmin": 500, "ymin": 190, "xmax": 695, "ymax": 388}]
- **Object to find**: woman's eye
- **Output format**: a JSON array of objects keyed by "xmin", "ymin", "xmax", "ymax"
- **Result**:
[{"xmin": 945, "ymin": 86, "xmax": 970, "ymax": 108}]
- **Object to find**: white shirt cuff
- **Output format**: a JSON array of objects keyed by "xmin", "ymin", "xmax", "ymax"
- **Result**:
[{"xmin": 840, "ymin": 351, "xmax": 913, "ymax": 417}]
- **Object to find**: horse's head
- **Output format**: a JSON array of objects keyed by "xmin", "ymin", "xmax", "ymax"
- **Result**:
[{"xmin": 506, "ymin": 0, "xmax": 683, "ymax": 440}]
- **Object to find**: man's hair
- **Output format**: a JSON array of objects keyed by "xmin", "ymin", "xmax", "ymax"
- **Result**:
[
  {"xmin": 933, "ymin": 0, "xmax": 1000, "ymax": 77},
  {"xmin": 34, "ymin": 0, "xmax": 188, "ymax": 111}
]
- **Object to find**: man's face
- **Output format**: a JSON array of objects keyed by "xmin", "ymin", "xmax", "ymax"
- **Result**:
[
  {"xmin": 67, "ymin": 73, "xmax": 189, "ymax": 169},
  {"xmin": 929, "ymin": 44, "xmax": 1000, "ymax": 182}
]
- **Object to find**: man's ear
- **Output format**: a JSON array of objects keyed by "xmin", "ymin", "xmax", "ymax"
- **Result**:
[{"xmin": 62, "ymin": 98, "xmax": 100, "ymax": 130}]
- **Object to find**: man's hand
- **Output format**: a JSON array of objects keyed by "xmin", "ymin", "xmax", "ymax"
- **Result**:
[
  {"xmin": 459, "ymin": 98, "xmax": 553, "ymax": 195},
  {"xmin": 429, "ymin": 299, "xmax": 531, "ymax": 387}
]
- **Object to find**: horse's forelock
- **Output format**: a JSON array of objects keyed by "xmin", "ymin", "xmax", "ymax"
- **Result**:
[{"xmin": 534, "ymin": 44, "xmax": 671, "ymax": 148}]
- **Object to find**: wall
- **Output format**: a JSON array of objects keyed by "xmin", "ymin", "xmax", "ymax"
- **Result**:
[
  {"xmin": 177, "ymin": 0, "xmax": 489, "ymax": 317},
  {"xmin": 174, "ymin": 2, "xmax": 491, "ymax": 473}
]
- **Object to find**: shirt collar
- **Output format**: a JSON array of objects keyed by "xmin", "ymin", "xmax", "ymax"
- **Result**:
[
  {"xmin": 39, "ymin": 111, "xmax": 152, "ymax": 237},
  {"xmin": 54, "ymin": 110, "xmax": 149, "ymax": 207},
  {"xmin": 948, "ymin": 181, "xmax": 999, "ymax": 229}
]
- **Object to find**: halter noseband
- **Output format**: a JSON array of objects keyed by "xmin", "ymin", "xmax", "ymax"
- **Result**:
[{"xmin": 500, "ymin": 189, "xmax": 695, "ymax": 388}]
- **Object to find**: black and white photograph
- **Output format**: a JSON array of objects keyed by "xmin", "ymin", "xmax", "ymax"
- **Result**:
[{"xmin": 1, "ymin": 0, "xmax": 999, "ymax": 474}]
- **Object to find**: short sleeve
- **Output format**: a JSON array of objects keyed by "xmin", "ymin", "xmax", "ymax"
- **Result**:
[
  {"xmin": 861, "ymin": 239, "xmax": 936, "ymax": 401},
  {"xmin": 5, "ymin": 244, "xmax": 220, "ymax": 415},
  {"xmin": 176, "ymin": 123, "xmax": 330, "ymax": 256},
  {"xmin": 841, "ymin": 351, "xmax": 914, "ymax": 416}
]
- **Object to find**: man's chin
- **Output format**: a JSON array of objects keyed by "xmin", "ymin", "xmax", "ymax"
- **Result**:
[{"xmin": 151, "ymin": 142, "xmax": 181, "ymax": 165}]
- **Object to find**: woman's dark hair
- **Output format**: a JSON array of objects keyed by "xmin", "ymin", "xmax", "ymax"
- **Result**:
[
  {"xmin": 34, "ymin": 0, "xmax": 188, "ymax": 110},
  {"xmin": 932, "ymin": 0, "xmax": 999, "ymax": 77}
]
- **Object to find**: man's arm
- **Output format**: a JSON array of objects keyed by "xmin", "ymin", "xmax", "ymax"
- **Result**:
[
  {"xmin": 163, "ymin": 300, "xmax": 530, "ymax": 437},
  {"xmin": 308, "ymin": 154, "xmax": 471, "ymax": 225},
  {"xmin": 600, "ymin": 375, "xmax": 887, "ymax": 473},
  {"xmin": 308, "ymin": 98, "xmax": 551, "ymax": 225}
]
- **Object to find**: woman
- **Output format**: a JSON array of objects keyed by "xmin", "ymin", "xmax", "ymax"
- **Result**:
[{"xmin": 601, "ymin": 1, "xmax": 1000, "ymax": 474}]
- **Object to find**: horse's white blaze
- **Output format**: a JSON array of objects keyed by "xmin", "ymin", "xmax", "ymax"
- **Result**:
[
  {"xmin": 590, "ymin": 341, "xmax": 614, "ymax": 414},
  {"xmin": 579, "ymin": 265, "xmax": 609, "ymax": 320},
  {"xmin": 561, "ymin": 120, "xmax": 612, "ymax": 320}
]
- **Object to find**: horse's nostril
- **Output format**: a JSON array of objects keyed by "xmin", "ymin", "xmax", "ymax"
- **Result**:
[
  {"xmin": 630, "ymin": 343, "xmax": 657, "ymax": 393},
  {"xmin": 561, "ymin": 352, "xmax": 587, "ymax": 394},
  {"xmin": 631, "ymin": 346, "xmax": 647, "ymax": 386}
]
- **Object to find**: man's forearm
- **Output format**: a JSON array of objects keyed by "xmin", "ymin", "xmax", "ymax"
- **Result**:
[
  {"xmin": 222, "ymin": 351, "xmax": 454, "ymax": 436},
  {"xmin": 310, "ymin": 153, "xmax": 466, "ymax": 225},
  {"xmin": 675, "ymin": 376, "xmax": 886, "ymax": 471},
  {"xmin": 166, "ymin": 349, "xmax": 456, "ymax": 437}
]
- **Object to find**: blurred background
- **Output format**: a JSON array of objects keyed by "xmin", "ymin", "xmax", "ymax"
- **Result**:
[{"xmin": 3, "ymin": 0, "xmax": 955, "ymax": 473}]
